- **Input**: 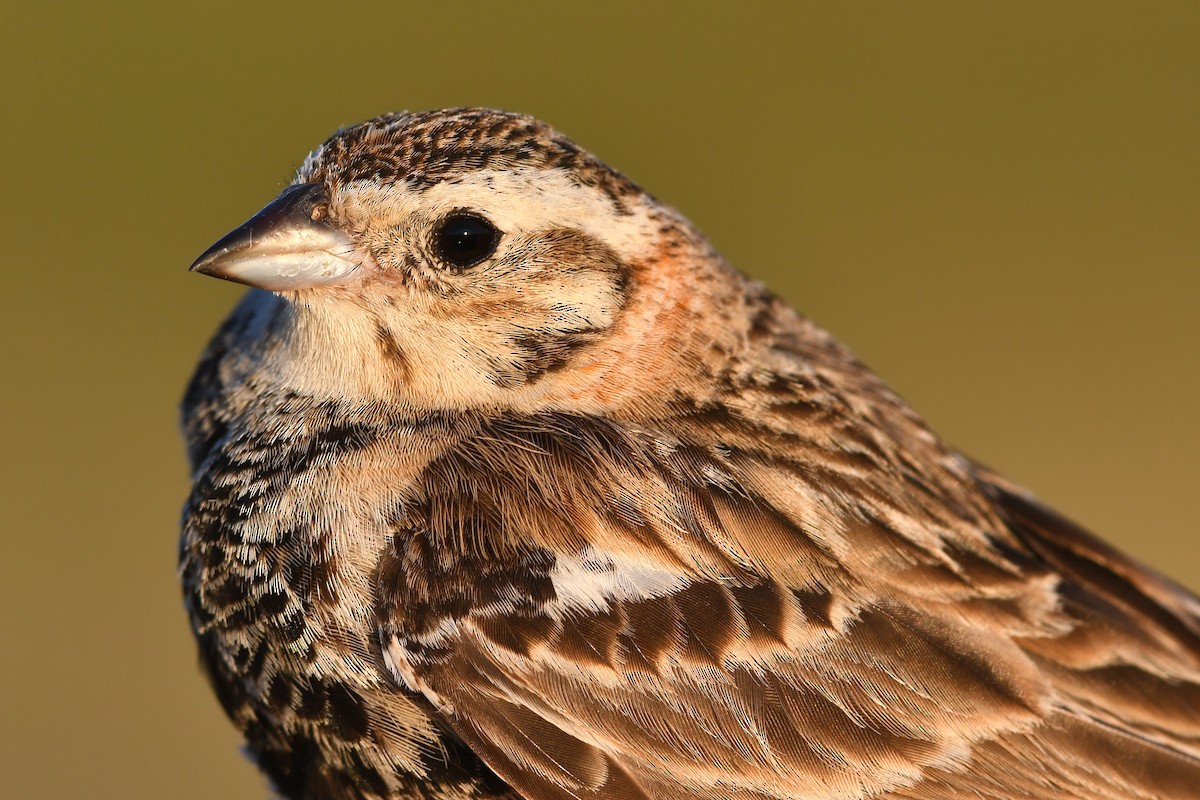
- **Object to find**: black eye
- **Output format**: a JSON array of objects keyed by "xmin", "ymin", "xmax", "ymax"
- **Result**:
[{"xmin": 432, "ymin": 213, "xmax": 500, "ymax": 269}]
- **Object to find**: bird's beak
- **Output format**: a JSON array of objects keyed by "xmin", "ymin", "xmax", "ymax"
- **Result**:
[{"xmin": 190, "ymin": 183, "xmax": 357, "ymax": 291}]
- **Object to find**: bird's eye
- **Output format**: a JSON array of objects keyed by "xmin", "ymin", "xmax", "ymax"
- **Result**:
[{"xmin": 432, "ymin": 213, "xmax": 501, "ymax": 269}]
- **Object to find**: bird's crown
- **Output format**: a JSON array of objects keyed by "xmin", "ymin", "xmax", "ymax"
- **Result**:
[{"xmin": 298, "ymin": 108, "xmax": 641, "ymax": 208}]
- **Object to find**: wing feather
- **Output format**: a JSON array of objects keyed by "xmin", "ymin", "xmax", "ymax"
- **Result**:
[{"xmin": 378, "ymin": 402, "xmax": 1200, "ymax": 800}]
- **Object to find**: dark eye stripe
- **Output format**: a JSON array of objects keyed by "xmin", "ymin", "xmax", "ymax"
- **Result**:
[{"xmin": 433, "ymin": 213, "xmax": 500, "ymax": 269}]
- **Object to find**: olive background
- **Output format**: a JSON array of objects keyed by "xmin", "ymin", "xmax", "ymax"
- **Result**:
[{"xmin": 2, "ymin": 3, "xmax": 1198, "ymax": 799}]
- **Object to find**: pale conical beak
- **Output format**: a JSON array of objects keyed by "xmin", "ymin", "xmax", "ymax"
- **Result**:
[{"xmin": 190, "ymin": 183, "xmax": 357, "ymax": 291}]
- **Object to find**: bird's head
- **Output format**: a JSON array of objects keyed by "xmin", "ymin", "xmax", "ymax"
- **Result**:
[{"xmin": 192, "ymin": 109, "xmax": 748, "ymax": 416}]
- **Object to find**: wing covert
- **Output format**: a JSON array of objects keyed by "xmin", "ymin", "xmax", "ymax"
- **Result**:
[{"xmin": 368, "ymin": 408, "xmax": 1199, "ymax": 800}]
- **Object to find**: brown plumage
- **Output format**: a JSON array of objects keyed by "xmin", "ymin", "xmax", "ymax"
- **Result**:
[{"xmin": 181, "ymin": 108, "xmax": 1200, "ymax": 800}]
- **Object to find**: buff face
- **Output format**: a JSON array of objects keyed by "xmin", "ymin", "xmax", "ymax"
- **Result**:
[
  {"xmin": 182, "ymin": 108, "xmax": 1200, "ymax": 800},
  {"xmin": 193, "ymin": 110, "xmax": 736, "ymax": 416}
]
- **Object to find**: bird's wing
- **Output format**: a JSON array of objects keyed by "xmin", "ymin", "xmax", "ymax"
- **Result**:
[{"xmin": 377, "ymin": 409, "xmax": 1200, "ymax": 800}]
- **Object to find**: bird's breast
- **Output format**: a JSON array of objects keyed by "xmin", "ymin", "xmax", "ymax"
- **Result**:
[{"xmin": 179, "ymin": 402, "xmax": 478, "ymax": 795}]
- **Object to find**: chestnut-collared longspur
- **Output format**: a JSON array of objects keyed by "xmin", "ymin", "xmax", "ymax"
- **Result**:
[{"xmin": 182, "ymin": 109, "xmax": 1200, "ymax": 800}]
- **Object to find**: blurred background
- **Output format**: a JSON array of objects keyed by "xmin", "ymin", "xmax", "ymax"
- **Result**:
[{"xmin": 2, "ymin": 3, "xmax": 1197, "ymax": 798}]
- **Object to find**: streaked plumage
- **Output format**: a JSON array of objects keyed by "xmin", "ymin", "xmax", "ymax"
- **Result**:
[{"xmin": 181, "ymin": 108, "xmax": 1200, "ymax": 800}]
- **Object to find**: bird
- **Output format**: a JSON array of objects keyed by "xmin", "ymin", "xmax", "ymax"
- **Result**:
[{"xmin": 181, "ymin": 108, "xmax": 1200, "ymax": 800}]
